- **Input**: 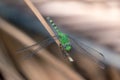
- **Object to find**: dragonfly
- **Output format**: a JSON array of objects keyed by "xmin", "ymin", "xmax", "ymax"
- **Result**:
[
  {"xmin": 17, "ymin": 17, "xmax": 104, "ymax": 64},
  {"xmin": 17, "ymin": 17, "xmax": 74, "ymax": 61}
]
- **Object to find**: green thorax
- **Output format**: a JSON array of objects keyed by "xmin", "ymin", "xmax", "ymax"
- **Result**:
[{"xmin": 58, "ymin": 32, "xmax": 69, "ymax": 44}]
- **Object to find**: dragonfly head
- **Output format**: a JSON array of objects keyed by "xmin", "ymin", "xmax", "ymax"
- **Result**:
[{"xmin": 65, "ymin": 45, "xmax": 72, "ymax": 52}]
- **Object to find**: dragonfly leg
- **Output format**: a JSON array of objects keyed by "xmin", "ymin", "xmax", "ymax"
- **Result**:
[{"xmin": 59, "ymin": 44, "xmax": 64, "ymax": 51}]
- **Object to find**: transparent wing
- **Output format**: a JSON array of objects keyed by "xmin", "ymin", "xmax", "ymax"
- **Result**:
[
  {"xmin": 23, "ymin": 38, "xmax": 55, "ymax": 60},
  {"xmin": 17, "ymin": 36, "xmax": 55, "ymax": 53},
  {"xmin": 69, "ymin": 35, "xmax": 105, "ymax": 68},
  {"xmin": 69, "ymin": 35, "xmax": 104, "ymax": 58}
]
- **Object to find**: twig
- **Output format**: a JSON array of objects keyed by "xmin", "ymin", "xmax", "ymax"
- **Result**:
[
  {"xmin": 0, "ymin": 18, "xmax": 84, "ymax": 80},
  {"xmin": 24, "ymin": 0, "xmax": 60, "ymax": 45}
]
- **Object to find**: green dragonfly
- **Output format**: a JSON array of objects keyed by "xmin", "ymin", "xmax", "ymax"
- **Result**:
[
  {"xmin": 17, "ymin": 17, "xmax": 104, "ymax": 63},
  {"xmin": 46, "ymin": 17, "xmax": 72, "ymax": 52},
  {"xmin": 17, "ymin": 17, "xmax": 74, "ymax": 61}
]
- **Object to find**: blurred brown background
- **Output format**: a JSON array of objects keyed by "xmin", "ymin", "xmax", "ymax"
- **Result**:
[{"xmin": 1, "ymin": 0, "xmax": 120, "ymax": 80}]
